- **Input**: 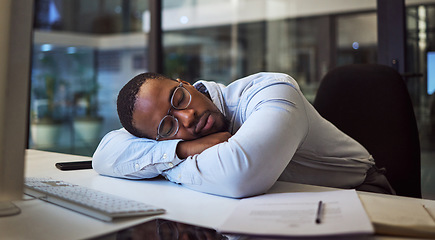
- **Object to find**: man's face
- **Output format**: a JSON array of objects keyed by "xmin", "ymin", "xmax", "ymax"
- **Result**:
[{"xmin": 132, "ymin": 77, "xmax": 228, "ymax": 141}]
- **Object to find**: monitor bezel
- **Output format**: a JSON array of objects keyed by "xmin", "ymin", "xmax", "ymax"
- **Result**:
[{"xmin": 0, "ymin": 0, "xmax": 33, "ymax": 216}]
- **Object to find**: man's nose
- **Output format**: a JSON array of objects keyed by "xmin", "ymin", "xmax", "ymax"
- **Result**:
[{"xmin": 173, "ymin": 108, "xmax": 196, "ymax": 128}]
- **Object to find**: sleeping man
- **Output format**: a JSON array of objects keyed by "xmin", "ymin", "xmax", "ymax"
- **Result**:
[{"xmin": 92, "ymin": 72, "xmax": 395, "ymax": 198}]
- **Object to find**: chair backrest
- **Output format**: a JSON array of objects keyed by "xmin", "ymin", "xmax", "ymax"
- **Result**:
[{"xmin": 313, "ymin": 64, "xmax": 421, "ymax": 198}]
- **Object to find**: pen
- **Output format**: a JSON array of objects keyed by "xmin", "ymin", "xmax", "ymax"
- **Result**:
[{"xmin": 315, "ymin": 201, "xmax": 323, "ymax": 224}]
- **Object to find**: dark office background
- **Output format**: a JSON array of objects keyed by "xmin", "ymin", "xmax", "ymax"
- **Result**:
[{"xmin": 28, "ymin": 0, "xmax": 435, "ymax": 199}]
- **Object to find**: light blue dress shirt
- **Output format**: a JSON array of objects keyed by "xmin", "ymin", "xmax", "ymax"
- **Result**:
[{"xmin": 93, "ymin": 72, "xmax": 374, "ymax": 198}]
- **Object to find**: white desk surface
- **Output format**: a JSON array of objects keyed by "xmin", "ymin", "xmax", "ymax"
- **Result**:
[{"xmin": 2, "ymin": 149, "xmax": 434, "ymax": 240}]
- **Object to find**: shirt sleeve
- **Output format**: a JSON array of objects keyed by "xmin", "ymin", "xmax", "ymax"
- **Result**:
[
  {"xmin": 163, "ymin": 82, "xmax": 308, "ymax": 198},
  {"xmin": 92, "ymin": 128, "xmax": 184, "ymax": 179}
]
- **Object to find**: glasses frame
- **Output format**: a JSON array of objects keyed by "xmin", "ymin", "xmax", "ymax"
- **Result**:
[{"xmin": 155, "ymin": 81, "xmax": 191, "ymax": 140}]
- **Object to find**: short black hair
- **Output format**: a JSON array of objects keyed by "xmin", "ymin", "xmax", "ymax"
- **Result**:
[{"xmin": 117, "ymin": 72, "xmax": 166, "ymax": 138}]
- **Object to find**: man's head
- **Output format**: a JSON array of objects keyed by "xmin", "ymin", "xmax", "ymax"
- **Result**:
[{"xmin": 117, "ymin": 72, "xmax": 228, "ymax": 140}]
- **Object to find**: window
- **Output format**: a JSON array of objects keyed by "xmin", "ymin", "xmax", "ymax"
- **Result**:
[
  {"xmin": 162, "ymin": 0, "xmax": 377, "ymax": 102},
  {"xmin": 30, "ymin": 0, "xmax": 149, "ymax": 155},
  {"xmin": 406, "ymin": 1, "xmax": 435, "ymax": 199}
]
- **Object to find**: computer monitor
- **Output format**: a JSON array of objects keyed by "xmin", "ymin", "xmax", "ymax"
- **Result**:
[
  {"xmin": 428, "ymin": 51, "xmax": 435, "ymax": 95},
  {"xmin": 0, "ymin": 0, "xmax": 33, "ymax": 216}
]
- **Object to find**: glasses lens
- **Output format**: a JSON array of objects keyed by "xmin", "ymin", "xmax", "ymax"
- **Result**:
[
  {"xmin": 171, "ymin": 87, "xmax": 191, "ymax": 109},
  {"xmin": 158, "ymin": 115, "xmax": 178, "ymax": 138}
]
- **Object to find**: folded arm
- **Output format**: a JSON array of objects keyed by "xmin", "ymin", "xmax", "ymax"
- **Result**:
[
  {"xmin": 176, "ymin": 132, "xmax": 232, "ymax": 159},
  {"xmin": 92, "ymin": 128, "xmax": 184, "ymax": 179},
  {"xmin": 93, "ymin": 129, "xmax": 232, "ymax": 178}
]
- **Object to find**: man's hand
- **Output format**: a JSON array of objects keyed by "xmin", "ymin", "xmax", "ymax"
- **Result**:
[{"xmin": 176, "ymin": 132, "xmax": 232, "ymax": 159}]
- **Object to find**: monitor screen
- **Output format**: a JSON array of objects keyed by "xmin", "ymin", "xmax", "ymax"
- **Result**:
[
  {"xmin": 428, "ymin": 51, "xmax": 435, "ymax": 95},
  {"xmin": 0, "ymin": 0, "xmax": 33, "ymax": 216}
]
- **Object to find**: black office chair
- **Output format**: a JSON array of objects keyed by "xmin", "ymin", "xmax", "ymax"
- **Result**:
[{"xmin": 313, "ymin": 64, "xmax": 421, "ymax": 198}]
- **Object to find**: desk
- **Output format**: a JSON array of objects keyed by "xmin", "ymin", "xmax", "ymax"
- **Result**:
[{"xmin": 1, "ymin": 149, "xmax": 434, "ymax": 240}]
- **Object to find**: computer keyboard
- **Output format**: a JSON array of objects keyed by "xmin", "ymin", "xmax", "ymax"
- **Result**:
[{"xmin": 24, "ymin": 177, "xmax": 166, "ymax": 222}]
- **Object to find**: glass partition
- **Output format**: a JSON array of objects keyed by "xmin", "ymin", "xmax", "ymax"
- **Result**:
[
  {"xmin": 30, "ymin": 0, "xmax": 380, "ymax": 155},
  {"xmin": 162, "ymin": 0, "xmax": 377, "ymax": 103},
  {"xmin": 30, "ymin": 0, "xmax": 149, "ymax": 155},
  {"xmin": 405, "ymin": 0, "xmax": 435, "ymax": 200}
]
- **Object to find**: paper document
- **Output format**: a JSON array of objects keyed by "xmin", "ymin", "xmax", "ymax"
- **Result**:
[
  {"xmin": 218, "ymin": 190, "xmax": 373, "ymax": 237},
  {"xmin": 359, "ymin": 194, "xmax": 435, "ymax": 238}
]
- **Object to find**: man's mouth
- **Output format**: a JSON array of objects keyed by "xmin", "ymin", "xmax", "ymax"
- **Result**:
[{"xmin": 195, "ymin": 112, "xmax": 215, "ymax": 135}]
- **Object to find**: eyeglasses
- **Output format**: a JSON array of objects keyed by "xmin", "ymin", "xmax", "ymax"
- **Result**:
[{"xmin": 156, "ymin": 81, "xmax": 192, "ymax": 140}]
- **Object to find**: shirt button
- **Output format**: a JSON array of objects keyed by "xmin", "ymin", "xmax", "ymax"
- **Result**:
[
  {"xmin": 135, "ymin": 163, "xmax": 140, "ymax": 169},
  {"xmin": 168, "ymin": 163, "xmax": 174, "ymax": 168},
  {"xmin": 162, "ymin": 153, "xmax": 167, "ymax": 159}
]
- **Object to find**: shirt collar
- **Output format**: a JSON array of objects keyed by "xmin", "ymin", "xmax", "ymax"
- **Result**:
[{"xmin": 194, "ymin": 81, "xmax": 227, "ymax": 118}]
